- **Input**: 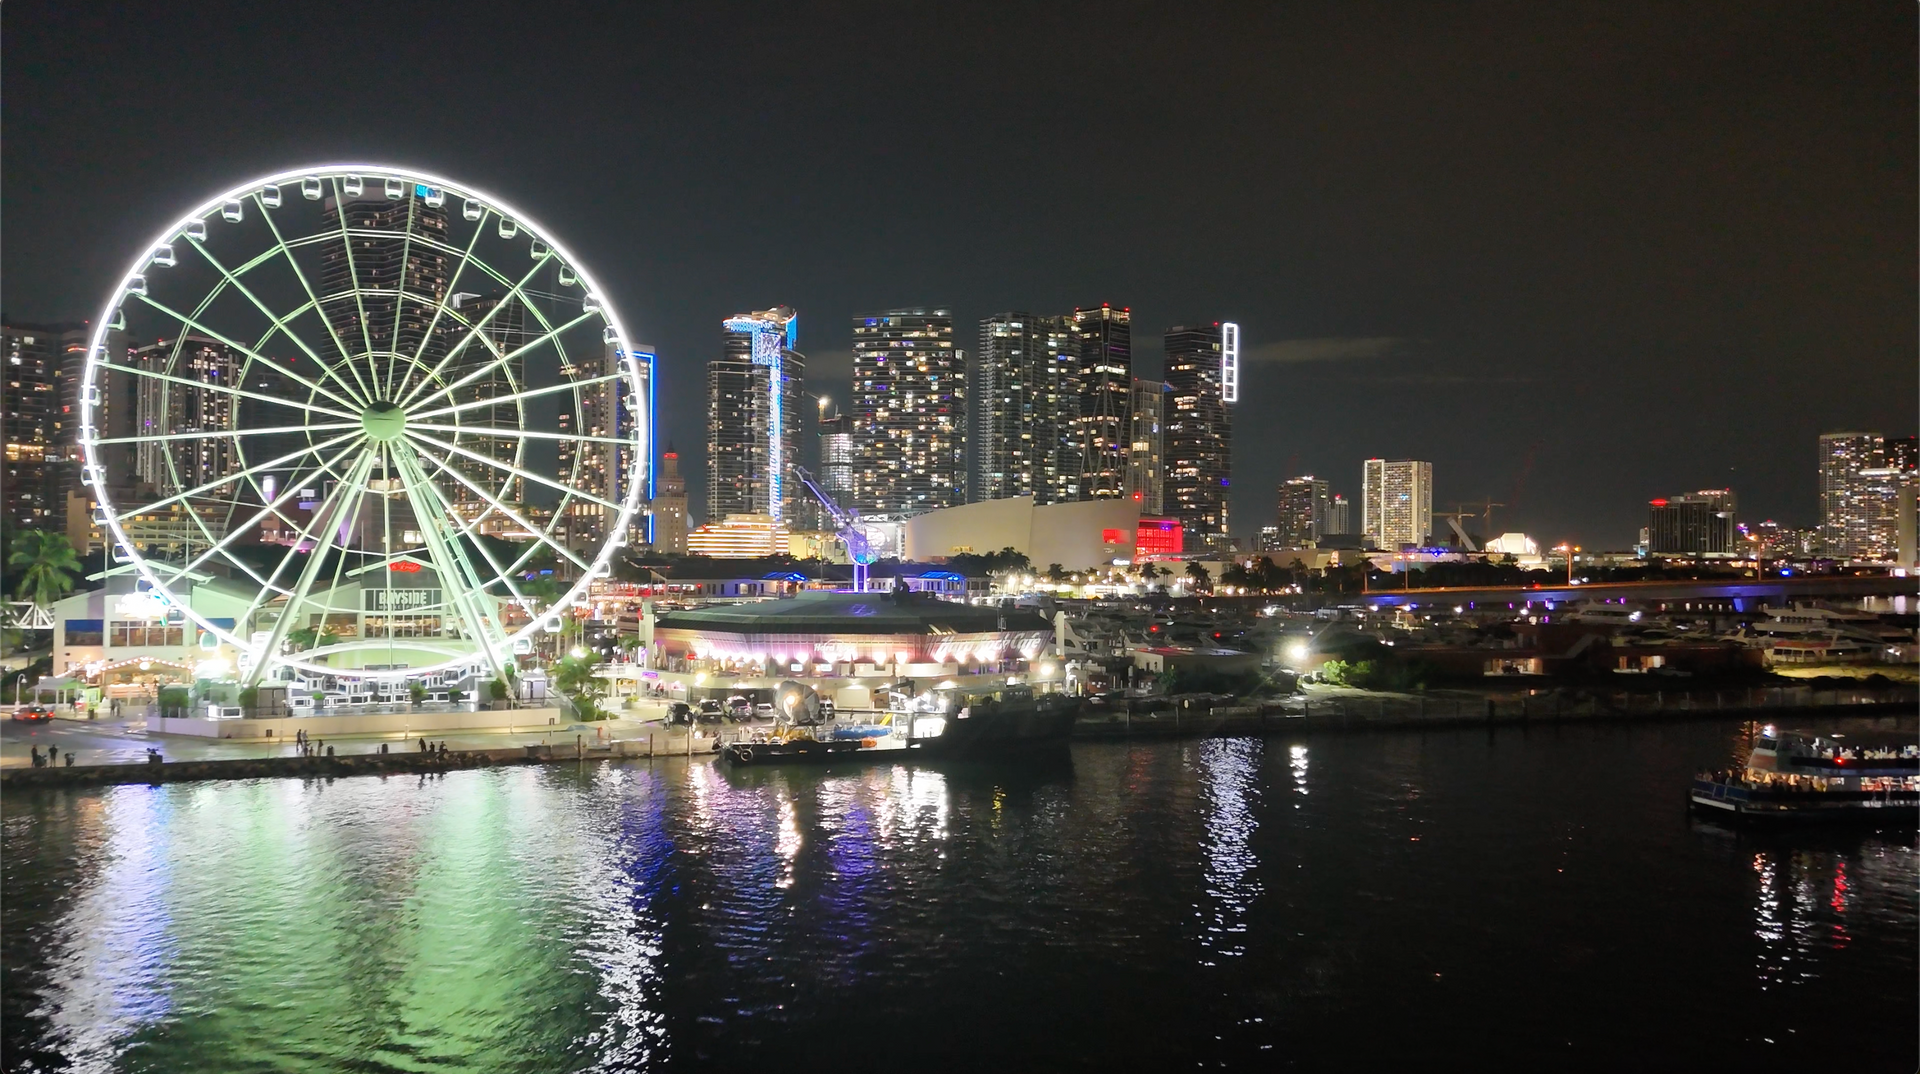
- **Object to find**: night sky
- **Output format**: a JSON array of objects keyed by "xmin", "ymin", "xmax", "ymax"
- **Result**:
[{"xmin": 5, "ymin": 3, "xmax": 1913, "ymax": 546}]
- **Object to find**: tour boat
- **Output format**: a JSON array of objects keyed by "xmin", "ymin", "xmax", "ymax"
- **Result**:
[
  {"xmin": 1689, "ymin": 727, "xmax": 1920, "ymax": 824},
  {"xmin": 720, "ymin": 685, "xmax": 1079, "ymax": 767}
]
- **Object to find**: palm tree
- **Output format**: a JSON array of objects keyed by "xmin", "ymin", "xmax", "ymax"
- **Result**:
[
  {"xmin": 8, "ymin": 530, "xmax": 81, "ymax": 609},
  {"xmin": 1185, "ymin": 561, "xmax": 1212, "ymax": 592}
]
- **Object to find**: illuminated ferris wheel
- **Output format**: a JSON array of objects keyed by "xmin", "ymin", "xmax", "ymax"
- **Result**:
[{"xmin": 78, "ymin": 165, "xmax": 648, "ymax": 684}]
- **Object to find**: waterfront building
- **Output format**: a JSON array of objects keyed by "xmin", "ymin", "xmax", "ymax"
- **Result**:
[
  {"xmin": 319, "ymin": 187, "xmax": 450, "ymax": 367},
  {"xmin": 1126, "ymin": 379, "xmax": 1165, "ymax": 514},
  {"xmin": 1818, "ymin": 431, "xmax": 1882, "ymax": 558},
  {"xmin": 1072, "ymin": 305, "xmax": 1131, "ymax": 499},
  {"xmin": 851, "ymin": 307, "xmax": 964, "ymax": 514},
  {"xmin": 131, "ymin": 335, "xmax": 243, "ymax": 498},
  {"xmin": 1361, "ymin": 458, "xmax": 1432, "ymax": 549},
  {"xmin": 817, "ymin": 412, "xmax": 856, "ymax": 507},
  {"xmin": 1163, "ymin": 322, "xmax": 1233, "ymax": 551},
  {"xmin": 1276, "ymin": 476, "xmax": 1329, "ymax": 547},
  {"xmin": 974, "ymin": 313, "xmax": 1079, "ymax": 504},
  {"xmin": 902, "ymin": 495, "xmax": 1144, "ymax": 569},
  {"xmin": 447, "ymin": 293, "xmax": 529, "ymax": 510},
  {"xmin": 555, "ymin": 342, "xmax": 640, "ymax": 552},
  {"xmin": 1647, "ymin": 490, "xmax": 1737, "ymax": 556},
  {"xmin": 711, "ymin": 307, "xmax": 805, "ymax": 524},
  {"xmin": 1257, "ymin": 524, "xmax": 1283, "ymax": 552}
]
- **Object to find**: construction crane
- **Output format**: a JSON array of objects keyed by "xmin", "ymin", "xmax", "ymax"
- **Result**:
[
  {"xmin": 794, "ymin": 464, "xmax": 876, "ymax": 591},
  {"xmin": 1465, "ymin": 500, "xmax": 1506, "ymax": 539}
]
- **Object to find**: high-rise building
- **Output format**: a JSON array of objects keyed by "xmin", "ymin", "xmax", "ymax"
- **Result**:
[
  {"xmin": 1362, "ymin": 459, "xmax": 1432, "ymax": 549},
  {"xmin": 974, "ymin": 313, "xmax": 1079, "ymax": 504},
  {"xmin": 1126, "ymin": 379, "xmax": 1165, "ymax": 514},
  {"xmin": 444, "ymin": 293, "xmax": 528, "ymax": 510},
  {"xmin": 1163, "ymin": 322, "xmax": 1233, "ymax": 551},
  {"xmin": 1329, "ymin": 494, "xmax": 1351, "ymax": 536},
  {"xmin": 3, "ymin": 323, "xmax": 71, "ymax": 530},
  {"xmin": 553, "ymin": 342, "xmax": 636, "ymax": 552},
  {"xmin": 709, "ymin": 308, "xmax": 804, "ymax": 523},
  {"xmin": 132, "ymin": 335, "xmax": 243, "ymax": 496},
  {"xmin": 1276, "ymin": 476, "xmax": 1329, "ymax": 547},
  {"xmin": 1647, "ymin": 489, "xmax": 1737, "ymax": 556},
  {"xmin": 851, "ymin": 307, "xmax": 964, "ymax": 514},
  {"xmin": 818, "ymin": 413, "xmax": 856, "ymax": 510},
  {"xmin": 648, "ymin": 446, "xmax": 689, "ymax": 556},
  {"xmin": 1818, "ymin": 431, "xmax": 1882, "ymax": 558},
  {"xmin": 319, "ymin": 188, "xmax": 450, "ymax": 377},
  {"xmin": 1072, "ymin": 306, "xmax": 1131, "ymax": 499}
]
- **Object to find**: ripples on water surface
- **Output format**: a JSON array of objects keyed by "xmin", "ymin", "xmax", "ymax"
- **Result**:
[{"xmin": 4, "ymin": 719, "xmax": 1914, "ymax": 1071}]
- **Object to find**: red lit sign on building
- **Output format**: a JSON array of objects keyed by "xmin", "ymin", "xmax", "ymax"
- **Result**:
[
  {"xmin": 389, "ymin": 561, "xmax": 421, "ymax": 573},
  {"xmin": 1101, "ymin": 528, "xmax": 1125, "ymax": 545}
]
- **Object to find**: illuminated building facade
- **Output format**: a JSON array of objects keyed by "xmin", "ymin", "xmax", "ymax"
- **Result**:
[
  {"xmin": 687, "ymin": 513, "xmax": 791, "ymax": 558},
  {"xmin": 648, "ymin": 447, "xmax": 689, "ymax": 556},
  {"xmin": 557, "ymin": 342, "xmax": 639, "ymax": 552},
  {"xmin": 1329, "ymin": 494, "xmax": 1351, "ymax": 536},
  {"xmin": 1276, "ymin": 476, "xmax": 1329, "ymax": 547},
  {"xmin": 132, "ymin": 335, "xmax": 242, "ymax": 496},
  {"xmin": 1136, "ymin": 517, "xmax": 1183, "ymax": 559},
  {"xmin": 1073, "ymin": 305, "xmax": 1131, "ymax": 499},
  {"xmin": 710, "ymin": 308, "xmax": 805, "ymax": 524},
  {"xmin": 852, "ymin": 307, "xmax": 964, "ymax": 513},
  {"xmin": 1126, "ymin": 379, "xmax": 1165, "ymax": 514},
  {"xmin": 1362, "ymin": 458, "xmax": 1432, "ymax": 549},
  {"xmin": 975, "ymin": 312, "xmax": 1080, "ymax": 504},
  {"xmin": 3, "ymin": 322, "xmax": 85, "ymax": 529},
  {"xmin": 1163, "ymin": 322, "xmax": 1232, "ymax": 552},
  {"xmin": 818, "ymin": 413, "xmax": 855, "ymax": 507},
  {"xmin": 1818, "ymin": 431, "xmax": 1882, "ymax": 559},
  {"xmin": 1647, "ymin": 489, "xmax": 1737, "ymax": 556}
]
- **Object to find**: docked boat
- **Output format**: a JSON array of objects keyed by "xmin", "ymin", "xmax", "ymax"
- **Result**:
[
  {"xmin": 1689, "ymin": 726, "xmax": 1920, "ymax": 824},
  {"xmin": 721, "ymin": 683, "xmax": 1079, "ymax": 767}
]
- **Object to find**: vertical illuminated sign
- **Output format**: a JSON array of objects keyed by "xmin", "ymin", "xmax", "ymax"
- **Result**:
[{"xmin": 1221, "ymin": 321, "xmax": 1239, "ymax": 403}]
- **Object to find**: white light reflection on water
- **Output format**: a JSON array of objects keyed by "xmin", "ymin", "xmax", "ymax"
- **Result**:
[
  {"xmin": 1196, "ymin": 738, "xmax": 1263, "ymax": 966},
  {"xmin": 39, "ymin": 786, "xmax": 175, "ymax": 1064},
  {"xmin": 1289, "ymin": 744, "xmax": 1309, "ymax": 804}
]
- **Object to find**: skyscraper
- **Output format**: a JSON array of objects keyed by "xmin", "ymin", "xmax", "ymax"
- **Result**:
[
  {"xmin": 1072, "ymin": 305, "xmax": 1131, "ymax": 499},
  {"xmin": 974, "ymin": 313, "xmax": 1079, "ymax": 503},
  {"xmin": 1818, "ymin": 432, "xmax": 1881, "ymax": 558},
  {"xmin": 851, "ymin": 307, "xmax": 964, "ymax": 514},
  {"xmin": 318, "ymin": 188, "xmax": 450, "ymax": 378},
  {"xmin": 1647, "ymin": 489, "xmax": 1737, "ymax": 556},
  {"xmin": 709, "ymin": 308, "xmax": 804, "ymax": 523},
  {"xmin": 818, "ymin": 412, "xmax": 855, "ymax": 509},
  {"xmin": 444, "ymin": 293, "xmax": 528, "ymax": 510},
  {"xmin": 2, "ymin": 323, "xmax": 70, "ymax": 529},
  {"xmin": 1163, "ymin": 322, "xmax": 1233, "ymax": 551},
  {"xmin": 132, "ymin": 335, "xmax": 243, "ymax": 496},
  {"xmin": 1276, "ymin": 476, "xmax": 1329, "ymax": 547},
  {"xmin": 1362, "ymin": 458, "xmax": 1433, "ymax": 549},
  {"xmin": 1126, "ymin": 379, "xmax": 1165, "ymax": 514},
  {"xmin": 1329, "ymin": 494, "xmax": 1351, "ymax": 536}
]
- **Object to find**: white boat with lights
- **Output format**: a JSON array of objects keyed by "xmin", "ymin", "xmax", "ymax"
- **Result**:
[{"xmin": 1689, "ymin": 726, "xmax": 1920, "ymax": 824}]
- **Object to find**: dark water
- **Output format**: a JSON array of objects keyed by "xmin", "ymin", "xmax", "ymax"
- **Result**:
[{"xmin": 4, "ymin": 718, "xmax": 1915, "ymax": 1072}]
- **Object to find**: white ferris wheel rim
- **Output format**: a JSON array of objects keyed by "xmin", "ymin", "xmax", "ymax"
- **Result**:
[{"xmin": 79, "ymin": 163, "xmax": 648, "ymax": 680}]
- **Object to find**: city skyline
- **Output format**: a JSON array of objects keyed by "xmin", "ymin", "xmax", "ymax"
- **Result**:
[{"xmin": 2, "ymin": 4, "xmax": 1913, "ymax": 547}]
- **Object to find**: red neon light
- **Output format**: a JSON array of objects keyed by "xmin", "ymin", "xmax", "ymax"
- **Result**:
[
  {"xmin": 389, "ymin": 561, "xmax": 421, "ymax": 573},
  {"xmin": 1650, "ymin": 499, "xmax": 1668, "ymax": 506},
  {"xmin": 1102, "ymin": 528, "xmax": 1125, "ymax": 544}
]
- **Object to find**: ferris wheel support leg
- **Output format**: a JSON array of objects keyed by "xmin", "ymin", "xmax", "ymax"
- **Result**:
[
  {"xmin": 239, "ymin": 450, "xmax": 378, "ymax": 688},
  {"xmin": 390, "ymin": 449, "xmax": 511, "ymax": 684}
]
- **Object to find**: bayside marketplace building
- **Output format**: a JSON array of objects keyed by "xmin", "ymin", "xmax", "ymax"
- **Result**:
[{"xmin": 639, "ymin": 590, "xmax": 1060, "ymax": 710}]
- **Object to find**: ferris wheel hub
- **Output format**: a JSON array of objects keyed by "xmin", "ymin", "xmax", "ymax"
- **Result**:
[{"xmin": 360, "ymin": 401, "xmax": 407, "ymax": 442}]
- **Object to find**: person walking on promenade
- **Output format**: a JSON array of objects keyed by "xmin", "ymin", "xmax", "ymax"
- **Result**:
[
  {"xmin": 47, "ymin": 745, "xmax": 58, "ymax": 765},
  {"xmin": 30, "ymin": 747, "xmax": 43, "ymax": 768}
]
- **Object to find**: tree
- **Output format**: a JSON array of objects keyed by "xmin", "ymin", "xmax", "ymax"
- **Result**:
[
  {"xmin": 1045, "ymin": 563, "xmax": 1068, "ymax": 584},
  {"xmin": 1220, "ymin": 562, "xmax": 1253, "ymax": 589},
  {"xmin": 1185, "ymin": 561, "xmax": 1213, "ymax": 591},
  {"xmin": 8, "ymin": 530, "xmax": 81, "ymax": 609}
]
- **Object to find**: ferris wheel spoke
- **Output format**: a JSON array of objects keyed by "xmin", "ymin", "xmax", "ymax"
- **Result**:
[
  {"xmin": 109, "ymin": 326, "xmax": 365, "ymax": 423},
  {"xmin": 146, "ymin": 436, "xmax": 371, "ymax": 593},
  {"xmin": 114, "ymin": 429, "xmax": 365, "ymax": 521},
  {"xmin": 400, "ymin": 305, "xmax": 591, "ymax": 412},
  {"xmin": 330, "ymin": 177, "xmax": 382, "ymax": 388},
  {"xmin": 181, "ymin": 236, "xmax": 370, "ymax": 412},
  {"xmin": 239, "ymin": 450, "xmax": 380, "ymax": 685},
  {"xmin": 386, "ymin": 449, "xmax": 510, "ymax": 675},
  {"xmin": 405, "ymin": 424, "xmax": 636, "ymax": 447},
  {"xmin": 409, "ymin": 371, "xmax": 629, "ymax": 422},
  {"xmin": 390, "ymin": 253, "xmax": 557, "ymax": 411},
  {"xmin": 384, "ymin": 217, "xmax": 491, "ymax": 406},
  {"xmin": 406, "ymin": 431, "xmax": 624, "ymax": 512},
  {"xmin": 255, "ymin": 191, "xmax": 381, "ymax": 405},
  {"xmin": 404, "ymin": 441, "xmax": 596, "ymax": 575},
  {"xmin": 126, "ymin": 292, "xmax": 368, "ymax": 418},
  {"xmin": 92, "ymin": 421, "xmax": 360, "ymax": 446}
]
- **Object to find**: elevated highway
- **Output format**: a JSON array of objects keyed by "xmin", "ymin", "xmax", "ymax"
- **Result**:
[{"xmin": 1358, "ymin": 573, "xmax": 1915, "ymax": 612}]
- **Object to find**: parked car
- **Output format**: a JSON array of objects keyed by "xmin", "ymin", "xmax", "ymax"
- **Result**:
[
  {"xmin": 10, "ymin": 706, "xmax": 53, "ymax": 722},
  {"xmin": 665, "ymin": 701, "xmax": 694, "ymax": 727},
  {"xmin": 696, "ymin": 698, "xmax": 725, "ymax": 724},
  {"xmin": 725, "ymin": 695, "xmax": 753, "ymax": 722},
  {"xmin": 753, "ymin": 702, "xmax": 776, "ymax": 720}
]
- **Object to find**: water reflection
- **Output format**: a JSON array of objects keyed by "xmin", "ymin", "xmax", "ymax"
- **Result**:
[{"xmin": 1196, "ymin": 738, "xmax": 1263, "ymax": 965}]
